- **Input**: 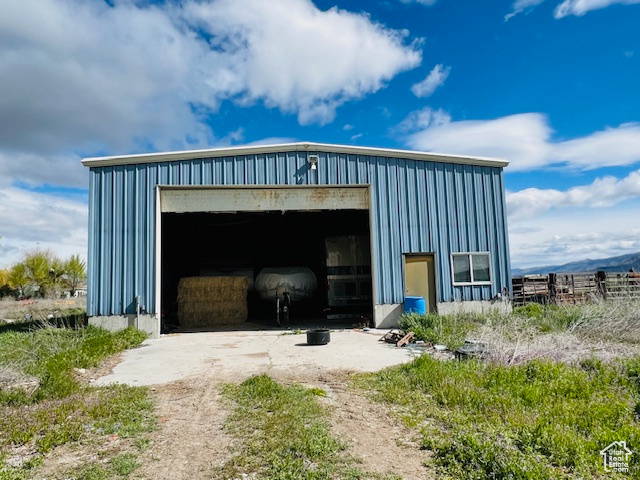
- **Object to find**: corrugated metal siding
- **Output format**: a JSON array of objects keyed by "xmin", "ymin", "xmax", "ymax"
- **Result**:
[{"xmin": 87, "ymin": 150, "xmax": 511, "ymax": 316}]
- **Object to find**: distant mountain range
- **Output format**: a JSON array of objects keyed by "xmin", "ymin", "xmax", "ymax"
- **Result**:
[{"xmin": 512, "ymin": 252, "xmax": 640, "ymax": 276}]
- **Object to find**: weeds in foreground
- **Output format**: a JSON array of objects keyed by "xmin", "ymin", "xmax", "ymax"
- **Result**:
[
  {"xmin": 216, "ymin": 375, "xmax": 400, "ymax": 480},
  {"xmin": 43, "ymin": 451, "xmax": 144, "ymax": 480},
  {"xmin": 0, "ymin": 325, "xmax": 147, "ymax": 402},
  {"xmin": 358, "ymin": 355, "xmax": 640, "ymax": 479},
  {"xmin": 400, "ymin": 311, "xmax": 480, "ymax": 349},
  {"xmin": 512, "ymin": 300, "xmax": 640, "ymax": 341},
  {"xmin": 0, "ymin": 325, "xmax": 154, "ymax": 479},
  {"xmin": 401, "ymin": 300, "xmax": 640, "ymax": 363}
]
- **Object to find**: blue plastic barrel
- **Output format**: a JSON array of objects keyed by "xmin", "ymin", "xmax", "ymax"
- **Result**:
[{"xmin": 404, "ymin": 296, "xmax": 426, "ymax": 314}]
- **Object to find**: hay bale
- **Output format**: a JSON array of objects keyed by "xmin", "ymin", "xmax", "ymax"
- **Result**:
[{"xmin": 177, "ymin": 276, "xmax": 248, "ymax": 328}]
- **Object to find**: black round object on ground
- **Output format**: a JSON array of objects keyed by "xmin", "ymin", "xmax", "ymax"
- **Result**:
[{"xmin": 307, "ymin": 328, "xmax": 330, "ymax": 345}]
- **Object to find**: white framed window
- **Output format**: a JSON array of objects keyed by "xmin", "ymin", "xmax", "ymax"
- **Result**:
[{"xmin": 451, "ymin": 252, "xmax": 491, "ymax": 285}]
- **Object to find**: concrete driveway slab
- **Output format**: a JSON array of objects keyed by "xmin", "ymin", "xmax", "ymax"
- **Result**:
[{"xmin": 95, "ymin": 329, "xmax": 418, "ymax": 386}]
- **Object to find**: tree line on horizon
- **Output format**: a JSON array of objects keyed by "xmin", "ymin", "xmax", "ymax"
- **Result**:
[{"xmin": 0, "ymin": 250, "xmax": 86, "ymax": 299}]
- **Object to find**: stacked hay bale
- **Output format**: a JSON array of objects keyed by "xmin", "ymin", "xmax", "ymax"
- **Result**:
[{"xmin": 177, "ymin": 276, "xmax": 248, "ymax": 328}]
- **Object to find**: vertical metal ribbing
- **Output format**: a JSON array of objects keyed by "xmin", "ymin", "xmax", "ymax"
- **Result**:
[
  {"xmin": 396, "ymin": 159, "xmax": 410, "ymax": 253},
  {"xmin": 99, "ymin": 167, "xmax": 113, "ymax": 314},
  {"xmin": 89, "ymin": 150, "xmax": 509, "ymax": 314},
  {"xmin": 146, "ymin": 165, "xmax": 157, "ymax": 312},
  {"xmin": 122, "ymin": 166, "xmax": 133, "ymax": 313},
  {"xmin": 87, "ymin": 169, "xmax": 99, "ymax": 316}
]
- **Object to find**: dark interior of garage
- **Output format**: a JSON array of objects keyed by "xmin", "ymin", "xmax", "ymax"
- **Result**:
[{"xmin": 161, "ymin": 209, "xmax": 372, "ymax": 331}]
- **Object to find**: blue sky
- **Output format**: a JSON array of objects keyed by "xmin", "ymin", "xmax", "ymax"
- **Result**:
[{"xmin": 0, "ymin": 0, "xmax": 639, "ymax": 269}]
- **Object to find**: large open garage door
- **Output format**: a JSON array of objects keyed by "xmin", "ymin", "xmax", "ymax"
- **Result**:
[{"xmin": 158, "ymin": 186, "xmax": 373, "ymax": 332}]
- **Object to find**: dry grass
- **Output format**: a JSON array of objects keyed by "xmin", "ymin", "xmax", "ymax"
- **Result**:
[
  {"xmin": 474, "ymin": 299, "xmax": 640, "ymax": 365},
  {"xmin": 0, "ymin": 365, "xmax": 39, "ymax": 394},
  {"xmin": 568, "ymin": 299, "xmax": 640, "ymax": 342},
  {"xmin": 0, "ymin": 297, "xmax": 86, "ymax": 323},
  {"xmin": 478, "ymin": 326, "xmax": 640, "ymax": 365}
]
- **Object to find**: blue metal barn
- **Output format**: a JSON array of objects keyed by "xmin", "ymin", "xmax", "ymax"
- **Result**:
[{"xmin": 83, "ymin": 142, "xmax": 511, "ymax": 337}]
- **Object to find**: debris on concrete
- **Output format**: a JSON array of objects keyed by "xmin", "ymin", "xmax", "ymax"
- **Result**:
[
  {"xmin": 396, "ymin": 332, "xmax": 414, "ymax": 347},
  {"xmin": 380, "ymin": 329, "xmax": 427, "ymax": 348},
  {"xmin": 379, "ymin": 329, "xmax": 406, "ymax": 345},
  {"xmin": 379, "ymin": 329, "xmax": 397, "ymax": 343}
]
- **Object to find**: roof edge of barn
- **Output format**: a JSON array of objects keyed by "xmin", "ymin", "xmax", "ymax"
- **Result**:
[{"xmin": 81, "ymin": 142, "xmax": 509, "ymax": 168}]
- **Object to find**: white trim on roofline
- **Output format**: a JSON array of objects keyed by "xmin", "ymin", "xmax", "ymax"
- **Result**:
[{"xmin": 81, "ymin": 141, "xmax": 509, "ymax": 168}]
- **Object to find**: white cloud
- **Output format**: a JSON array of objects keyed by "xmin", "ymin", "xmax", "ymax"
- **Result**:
[
  {"xmin": 0, "ymin": 153, "xmax": 87, "ymax": 189},
  {"xmin": 509, "ymin": 226, "xmax": 543, "ymax": 234},
  {"xmin": 508, "ymin": 201, "xmax": 640, "ymax": 268},
  {"xmin": 402, "ymin": 111, "xmax": 640, "ymax": 171},
  {"xmin": 403, "ymin": 112, "xmax": 553, "ymax": 169},
  {"xmin": 510, "ymin": 225, "xmax": 640, "ymax": 268},
  {"xmin": 0, "ymin": 0, "xmax": 421, "ymax": 183},
  {"xmin": 554, "ymin": 0, "xmax": 640, "ymax": 18},
  {"xmin": 507, "ymin": 169, "xmax": 640, "ymax": 219},
  {"xmin": 183, "ymin": 0, "xmax": 421, "ymax": 125},
  {"xmin": 395, "ymin": 106, "xmax": 451, "ymax": 133},
  {"xmin": 553, "ymin": 123, "xmax": 640, "ymax": 169},
  {"xmin": 0, "ymin": 0, "xmax": 217, "ymax": 158},
  {"xmin": 343, "ymin": 124, "xmax": 355, "ymax": 131},
  {"xmin": 507, "ymin": 172, "xmax": 640, "ymax": 268},
  {"xmin": 505, "ymin": 0, "xmax": 546, "ymax": 21},
  {"xmin": 411, "ymin": 65, "xmax": 451, "ymax": 98},
  {"xmin": 0, "ymin": 187, "xmax": 87, "ymax": 267},
  {"xmin": 245, "ymin": 136, "xmax": 298, "ymax": 146},
  {"xmin": 0, "ymin": 0, "xmax": 422, "ymax": 262},
  {"xmin": 505, "ymin": 0, "xmax": 640, "ymax": 21}
]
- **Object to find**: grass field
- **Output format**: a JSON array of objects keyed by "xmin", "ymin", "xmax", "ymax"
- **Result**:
[
  {"xmin": 356, "ymin": 355, "xmax": 640, "ymax": 479},
  {"xmin": 401, "ymin": 299, "xmax": 640, "ymax": 364},
  {"xmin": 0, "ymin": 314, "xmax": 154, "ymax": 480},
  {"xmin": 366, "ymin": 300, "xmax": 640, "ymax": 478},
  {"xmin": 2, "ymin": 299, "xmax": 639, "ymax": 479},
  {"xmin": 214, "ymin": 374, "xmax": 401, "ymax": 480}
]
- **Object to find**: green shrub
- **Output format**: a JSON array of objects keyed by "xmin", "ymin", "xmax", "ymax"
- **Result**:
[
  {"xmin": 513, "ymin": 302, "xmax": 546, "ymax": 319},
  {"xmin": 399, "ymin": 312, "xmax": 479, "ymax": 349},
  {"xmin": 111, "ymin": 453, "xmax": 140, "ymax": 476},
  {"xmin": 512, "ymin": 303, "xmax": 580, "ymax": 333}
]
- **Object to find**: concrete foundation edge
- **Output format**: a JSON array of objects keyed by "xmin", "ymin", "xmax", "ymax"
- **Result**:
[
  {"xmin": 89, "ymin": 314, "xmax": 160, "ymax": 339},
  {"xmin": 373, "ymin": 304, "xmax": 403, "ymax": 328},
  {"xmin": 91, "ymin": 300, "xmax": 510, "ymax": 339}
]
